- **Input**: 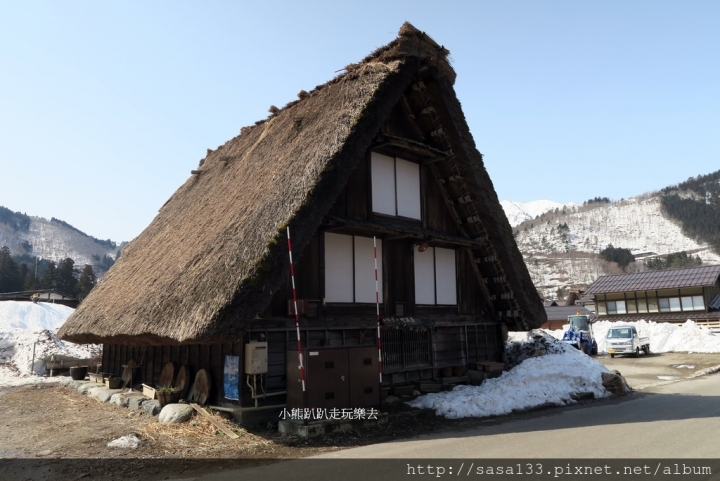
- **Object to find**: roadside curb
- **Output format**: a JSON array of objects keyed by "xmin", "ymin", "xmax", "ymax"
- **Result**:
[{"xmin": 689, "ymin": 364, "xmax": 720, "ymax": 379}]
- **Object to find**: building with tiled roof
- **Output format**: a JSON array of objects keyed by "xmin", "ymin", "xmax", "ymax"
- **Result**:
[{"xmin": 584, "ymin": 265, "xmax": 720, "ymax": 326}]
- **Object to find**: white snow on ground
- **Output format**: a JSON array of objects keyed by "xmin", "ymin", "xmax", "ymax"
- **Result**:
[
  {"xmin": 0, "ymin": 301, "xmax": 99, "ymax": 387},
  {"xmin": 408, "ymin": 334, "xmax": 613, "ymax": 419},
  {"xmin": 543, "ymin": 319, "xmax": 720, "ymax": 354},
  {"xmin": 411, "ymin": 319, "xmax": 720, "ymax": 419}
]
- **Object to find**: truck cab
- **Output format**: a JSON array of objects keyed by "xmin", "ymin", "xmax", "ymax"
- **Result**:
[
  {"xmin": 562, "ymin": 313, "xmax": 598, "ymax": 355},
  {"xmin": 606, "ymin": 325, "xmax": 650, "ymax": 358}
]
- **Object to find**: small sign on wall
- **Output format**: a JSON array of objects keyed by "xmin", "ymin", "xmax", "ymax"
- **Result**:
[{"xmin": 224, "ymin": 355, "xmax": 240, "ymax": 400}]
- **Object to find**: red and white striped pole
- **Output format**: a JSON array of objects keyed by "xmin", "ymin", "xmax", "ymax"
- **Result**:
[
  {"xmin": 287, "ymin": 227, "xmax": 306, "ymax": 392},
  {"xmin": 374, "ymin": 236, "xmax": 383, "ymax": 383}
]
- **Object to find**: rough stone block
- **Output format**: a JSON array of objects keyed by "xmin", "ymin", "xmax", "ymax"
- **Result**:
[
  {"xmin": 142, "ymin": 400, "xmax": 162, "ymax": 416},
  {"xmin": 128, "ymin": 396, "xmax": 148, "ymax": 410},
  {"xmin": 110, "ymin": 392, "xmax": 146, "ymax": 408},
  {"xmin": 89, "ymin": 387, "xmax": 123, "ymax": 403},
  {"xmin": 158, "ymin": 404, "xmax": 194, "ymax": 424},
  {"xmin": 77, "ymin": 382, "xmax": 105, "ymax": 395}
]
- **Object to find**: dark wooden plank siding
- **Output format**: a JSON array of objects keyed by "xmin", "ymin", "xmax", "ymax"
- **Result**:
[{"xmin": 422, "ymin": 165, "xmax": 460, "ymax": 236}]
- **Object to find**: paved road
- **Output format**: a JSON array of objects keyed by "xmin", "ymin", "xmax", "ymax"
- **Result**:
[{"xmin": 171, "ymin": 371, "xmax": 720, "ymax": 480}]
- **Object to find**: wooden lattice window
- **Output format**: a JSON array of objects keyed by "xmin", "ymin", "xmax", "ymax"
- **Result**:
[{"xmin": 381, "ymin": 329, "xmax": 431, "ymax": 371}]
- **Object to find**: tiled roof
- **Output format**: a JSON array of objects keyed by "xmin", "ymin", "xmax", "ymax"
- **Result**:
[
  {"xmin": 544, "ymin": 305, "xmax": 593, "ymax": 322},
  {"xmin": 596, "ymin": 311, "xmax": 720, "ymax": 323},
  {"xmin": 585, "ymin": 265, "xmax": 720, "ymax": 295}
]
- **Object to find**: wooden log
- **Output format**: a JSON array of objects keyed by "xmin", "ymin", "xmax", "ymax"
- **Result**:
[
  {"xmin": 158, "ymin": 362, "xmax": 175, "ymax": 388},
  {"xmin": 189, "ymin": 403, "xmax": 239, "ymax": 439},
  {"xmin": 194, "ymin": 369, "xmax": 211, "ymax": 405}
]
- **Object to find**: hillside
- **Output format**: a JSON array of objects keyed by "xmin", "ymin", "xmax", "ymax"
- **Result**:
[
  {"xmin": 0, "ymin": 207, "xmax": 122, "ymax": 269},
  {"xmin": 505, "ymin": 193, "xmax": 720, "ymax": 300}
]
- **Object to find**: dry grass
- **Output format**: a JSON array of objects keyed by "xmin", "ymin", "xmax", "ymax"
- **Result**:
[{"xmin": 137, "ymin": 409, "xmax": 278, "ymax": 456}]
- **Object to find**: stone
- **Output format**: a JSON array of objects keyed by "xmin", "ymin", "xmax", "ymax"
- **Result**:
[
  {"xmin": 158, "ymin": 404, "xmax": 194, "ymax": 424},
  {"xmin": 77, "ymin": 382, "xmax": 104, "ymax": 395},
  {"xmin": 142, "ymin": 400, "xmax": 162, "ymax": 416},
  {"xmin": 107, "ymin": 434, "xmax": 140, "ymax": 449},
  {"xmin": 88, "ymin": 387, "xmax": 123, "ymax": 403},
  {"xmin": 110, "ymin": 392, "xmax": 146, "ymax": 408},
  {"xmin": 128, "ymin": 396, "xmax": 148, "ymax": 410},
  {"xmin": 412, "ymin": 390, "xmax": 421, "ymax": 396},
  {"xmin": 384, "ymin": 395, "xmax": 401, "ymax": 404}
]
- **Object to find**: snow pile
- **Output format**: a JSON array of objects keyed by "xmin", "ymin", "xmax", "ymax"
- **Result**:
[
  {"xmin": 544, "ymin": 320, "xmax": 720, "ymax": 354},
  {"xmin": 504, "ymin": 331, "xmax": 567, "ymax": 368},
  {"xmin": 0, "ymin": 301, "xmax": 75, "ymax": 330},
  {"xmin": 0, "ymin": 301, "xmax": 99, "ymax": 387},
  {"xmin": 408, "ymin": 332, "xmax": 613, "ymax": 419}
]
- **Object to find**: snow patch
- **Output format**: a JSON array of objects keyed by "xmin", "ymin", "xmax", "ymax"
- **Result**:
[
  {"xmin": 407, "ymin": 333, "xmax": 611, "ymax": 419},
  {"xmin": 0, "ymin": 301, "xmax": 99, "ymax": 387}
]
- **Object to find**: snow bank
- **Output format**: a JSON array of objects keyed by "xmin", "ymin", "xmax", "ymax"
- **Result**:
[
  {"xmin": 0, "ymin": 301, "xmax": 75, "ymax": 331},
  {"xmin": 542, "ymin": 319, "xmax": 720, "ymax": 354},
  {"xmin": 0, "ymin": 301, "xmax": 99, "ymax": 387},
  {"xmin": 408, "ymin": 333, "xmax": 612, "ymax": 419}
]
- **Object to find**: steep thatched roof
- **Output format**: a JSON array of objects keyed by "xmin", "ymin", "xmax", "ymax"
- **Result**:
[{"xmin": 59, "ymin": 23, "xmax": 544, "ymax": 345}]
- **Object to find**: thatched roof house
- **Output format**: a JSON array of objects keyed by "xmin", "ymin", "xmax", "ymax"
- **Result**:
[{"xmin": 59, "ymin": 24, "xmax": 543, "ymax": 354}]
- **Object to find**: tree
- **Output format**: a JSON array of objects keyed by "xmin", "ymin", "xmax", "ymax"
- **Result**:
[
  {"xmin": 39, "ymin": 261, "xmax": 57, "ymax": 289},
  {"xmin": 18, "ymin": 263, "xmax": 28, "ymax": 287},
  {"xmin": 56, "ymin": 258, "xmax": 78, "ymax": 297},
  {"xmin": 76, "ymin": 265, "xmax": 97, "ymax": 300},
  {"xmin": 646, "ymin": 251, "xmax": 703, "ymax": 271},
  {"xmin": 599, "ymin": 244, "xmax": 635, "ymax": 270},
  {"xmin": 24, "ymin": 266, "xmax": 37, "ymax": 290},
  {"xmin": 0, "ymin": 246, "xmax": 23, "ymax": 293}
]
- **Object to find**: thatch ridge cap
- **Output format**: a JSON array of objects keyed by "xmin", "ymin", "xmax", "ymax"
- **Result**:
[{"xmin": 232, "ymin": 22, "xmax": 454, "ymax": 140}]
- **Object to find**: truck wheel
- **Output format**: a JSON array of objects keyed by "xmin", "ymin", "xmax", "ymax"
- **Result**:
[
  {"xmin": 642, "ymin": 346, "xmax": 649, "ymax": 355},
  {"xmin": 634, "ymin": 347, "xmax": 640, "ymax": 358},
  {"xmin": 610, "ymin": 353, "xmax": 615, "ymax": 358}
]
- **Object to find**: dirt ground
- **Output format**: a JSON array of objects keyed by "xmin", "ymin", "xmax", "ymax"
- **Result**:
[
  {"xmin": 0, "ymin": 382, "xmax": 543, "ymax": 481},
  {"xmin": 598, "ymin": 351, "xmax": 720, "ymax": 390},
  {"xmin": 2, "ymin": 352, "xmax": 720, "ymax": 481}
]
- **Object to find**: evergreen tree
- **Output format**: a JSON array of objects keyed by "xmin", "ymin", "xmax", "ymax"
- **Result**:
[
  {"xmin": 76, "ymin": 264, "xmax": 97, "ymax": 300},
  {"xmin": 24, "ymin": 267, "xmax": 37, "ymax": 290},
  {"xmin": 56, "ymin": 258, "xmax": 78, "ymax": 296},
  {"xmin": 39, "ymin": 261, "xmax": 57, "ymax": 289},
  {"xmin": 18, "ymin": 263, "xmax": 28, "ymax": 288},
  {"xmin": 0, "ymin": 246, "xmax": 23, "ymax": 293},
  {"xmin": 599, "ymin": 244, "xmax": 635, "ymax": 269}
]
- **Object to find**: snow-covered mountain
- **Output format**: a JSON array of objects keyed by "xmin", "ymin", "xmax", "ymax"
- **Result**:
[
  {"xmin": 500, "ymin": 200, "xmax": 576, "ymax": 227},
  {"xmin": 0, "ymin": 215, "xmax": 121, "ymax": 267},
  {"xmin": 503, "ymin": 194, "xmax": 720, "ymax": 300}
]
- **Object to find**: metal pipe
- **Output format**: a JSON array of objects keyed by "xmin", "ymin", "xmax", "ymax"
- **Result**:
[{"xmin": 247, "ymin": 374, "xmax": 286, "ymax": 408}]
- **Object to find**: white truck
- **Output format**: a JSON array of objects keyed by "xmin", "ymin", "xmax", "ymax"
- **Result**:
[{"xmin": 606, "ymin": 325, "xmax": 650, "ymax": 358}]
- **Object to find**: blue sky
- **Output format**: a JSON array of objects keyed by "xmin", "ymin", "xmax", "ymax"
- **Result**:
[{"xmin": 1, "ymin": 1, "xmax": 718, "ymax": 242}]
